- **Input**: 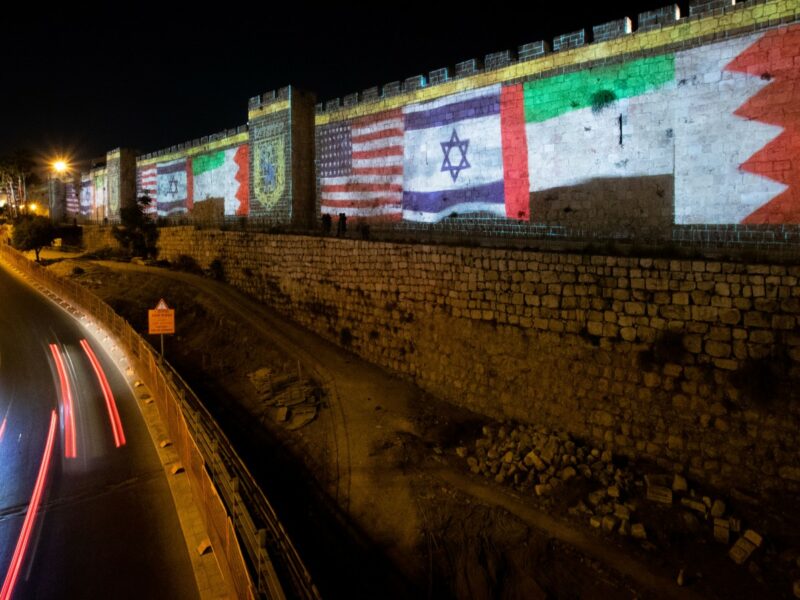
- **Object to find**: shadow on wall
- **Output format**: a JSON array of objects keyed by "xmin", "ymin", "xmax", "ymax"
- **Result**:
[{"xmin": 530, "ymin": 175, "xmax": 674, "ymax": 235}]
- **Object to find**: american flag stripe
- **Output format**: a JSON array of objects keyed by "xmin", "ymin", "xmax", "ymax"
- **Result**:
[
  {"xmin": 353, "ymin": 166, "xmax": 403, "ymax": 176},
  {"xmin": 351, "ymin": 156, "xmax": 403, "ymax": 168},
  {"xmin": 321, "ymin": 109, "xmax": 403, "ymax": 219},
  {"xmin": 323, "ymin": 175, "xmax": 399, "ymax": 185},
  {"xmin": 137, "ymin": 166, "xmax": 158, "ymax": 213},
  {"xmin": 323, "ymin": 191, "xmax": 402, "ymax": 201}
]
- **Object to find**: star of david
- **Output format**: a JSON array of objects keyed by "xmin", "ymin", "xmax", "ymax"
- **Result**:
[
  {"xmin": 441, "ymin": 129, "xmax": 470, "ymax": 182},
  {"xmin": 167, "ymin": 177, "xmax": 179, "ymax": 197}
]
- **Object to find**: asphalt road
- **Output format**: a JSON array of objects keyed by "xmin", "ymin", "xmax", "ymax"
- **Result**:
[{"xmin": 0, "ymin": 261, "xmax": 198, "ymax": 600}]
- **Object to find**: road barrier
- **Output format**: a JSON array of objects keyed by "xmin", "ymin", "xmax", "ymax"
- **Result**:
[{"xmin": 0, "ymin": 242, "xmax": 320, "ymax": 600}]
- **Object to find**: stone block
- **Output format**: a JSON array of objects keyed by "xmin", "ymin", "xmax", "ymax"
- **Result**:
[
  {"xmin": 593, "ymin": 17, "xmax": 632, "ymax": 42},
  {"xmin": 553, "ymin": 29, "xmax": 585, "ymax": 52},
  {"xmin": 646, "ymin": 485, "xmax": 673, "ymax": 505},
  {"xmin": 485, "ymin": 50, "xmax": 514, "ymax": 70},
  {"xmin": 403, "ymin": 75, "xmax": 426, "ymax": 92},
  {"xmin": 518, "ymin": 41, "xmax": 549, "ymax": 61},
  {"xmin": 729, "ymin": 533, "xmax": 759, "ymax": 565},
  {"xmin": 681, "ymin": 497, "xmax": 707, "ymax": 515},
  {"xmin": 714, "ymin": 518, "xmax": 730, "ymax": 543},
  {"xmin": 382, "ymin": 81, "xmax": 401, "ymax": 96},
  {"xmin": 689, "ymin": 0, "xmax": 734, "ymax": 17},
  {"xmin": 454, "ymin": 59, "xmax": 481, "ymax": 78},
  {"xmin": 428, "ymin": 67, "xmax": 449, "ymax": 85}
]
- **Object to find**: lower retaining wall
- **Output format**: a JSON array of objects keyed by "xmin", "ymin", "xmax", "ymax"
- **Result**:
[
  {"xmin": 81, "ymin": 224, "xmax": 117, "ymax": 253},
  {"xmin": 155, "ymin": 227, "xmax": 800, "ymax": 495}
]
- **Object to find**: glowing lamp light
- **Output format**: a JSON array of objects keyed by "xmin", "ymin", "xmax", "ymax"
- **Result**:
[{"xmin": 52, "ymin": 160, "xmax": 68, "ymax": 174}]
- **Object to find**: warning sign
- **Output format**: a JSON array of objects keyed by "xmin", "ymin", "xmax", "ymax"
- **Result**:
[{"xmin": 148, "ymin": 298, "xmax": 175, "ymax": 335}]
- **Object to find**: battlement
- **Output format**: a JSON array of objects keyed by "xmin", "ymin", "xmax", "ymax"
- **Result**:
[
  {"xmin": 247, "ymin": 86, "xmax": 292, "ymax": 111},
  {"xmin": 137, "ymin": 125, "xmax": 248, "ymax": 162},
  {"xmin": 314, "ymin": 0, "xmax": 744, "ymax": 116}
]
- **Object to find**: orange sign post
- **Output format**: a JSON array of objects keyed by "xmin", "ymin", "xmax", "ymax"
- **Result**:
[{"xmin": 148, "ymin": 298, "xmax": 175, "ymax": 357}]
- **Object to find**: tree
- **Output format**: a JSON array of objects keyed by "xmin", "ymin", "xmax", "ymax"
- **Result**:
[
  {"xmin": 0, "ymin": 151, "xmax": 38, "ymax": 218},
  {"xmin": 112, "ymin": 195, "xmax": 159, "ymax": 258},
  {"xmin": 12, "ymin": 215, "xmax": 56, "ymax": 262}
]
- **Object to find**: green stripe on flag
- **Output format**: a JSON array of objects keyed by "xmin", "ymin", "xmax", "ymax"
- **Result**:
[
  {"xmin": 192, "ymin": 151, "xmax": 226, "ymax": 176},
  {"xmin": 523, "ymin": 54, "xmax": 675, "ymax": 123}
]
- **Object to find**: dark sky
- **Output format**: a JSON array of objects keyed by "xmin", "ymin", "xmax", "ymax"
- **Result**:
[{"xmin": 1, "ymin": 2, "xmax": 685, "ymax": 164}]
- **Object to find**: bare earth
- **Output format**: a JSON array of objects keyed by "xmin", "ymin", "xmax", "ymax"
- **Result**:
[{"xmin": 40, "ymin": 250, "xmax": 800, "ymax": 600}]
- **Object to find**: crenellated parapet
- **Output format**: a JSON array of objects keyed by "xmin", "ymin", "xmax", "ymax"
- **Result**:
[{"xmin": 314, "ymin": 1, "xmax": 752, "ymax": 117}]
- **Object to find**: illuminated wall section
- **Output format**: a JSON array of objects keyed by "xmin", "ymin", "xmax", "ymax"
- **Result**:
[
  {"xmin": 65, "ymin": 182, "xmax": 79, "ymax": 217},
  {"xmin": 135, "ymin": 134, "xmax": 250, "ymax": 218},
  {"xmin": 91, "ymin": 169, "xmax": 107, "ymax": 221},
  {"xmin": 315, "ymin": 4, "xmax": 800, "ymax": 231},
  {"xmin": 79, "ymin": 173, "xmax": 93, "ymax": 217},
  {"xmin": 248, "ymin": 86, "xmax": 316, "ymax": 226}
]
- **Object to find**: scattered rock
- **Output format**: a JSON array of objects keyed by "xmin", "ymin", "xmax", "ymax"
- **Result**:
[
  {"xmin": 285, "ymin": 406, "xmax": 317, "ymax": 430},
  {"xmin": 602, "ymin": 515, "xmax": 618, "ymax": 532},
  {"xmin": 677, "ymin": 568, "xmax": 685, "ymax": 587},
  {"xmin": 681, "ymin": 497, "xmax": 707, "ymax": 515},
  {"xmin": 589, "ymin": 516, "xmax": 602, "ymax": 529},
  {"xmin": 614, "ymin": 503, "xmax": 631, "ymax": 521},
  {"xmin": 793, "ymin": 580, "xmax": 800, "ymax": 599},
  {"xmin": 714, "ymin": 518, "xmax": 731, "ymax": 544},
  {"xmin": 559, "ymin": 466, "xmax": 576, "ymax": 481},
  {"xmin": 632, "ymin": 523, "xmax": 647, "ymax": 540},
  {"xmin": 730, "ymin": 535, "xmax": 758, "ymax": 565},
  {"xmin": 646, "ymin": 485, "xmax": 673, "ymax": 505},
  {"xmin": 523, "ymin": 450, "xmax": 546, "ymax": 471},
  {"xmin": 601, "ymin": 449, "xmax": 613, "ymax": 463},
  {"xmin": 588, "ymin": 489, "xmax": 607, "ymax": 506},
  {"xmin": 672, "ymin": 473, "xmax": 688, "ymax": 493},
  {"xmin": 618, "ymin": 520, "xmax": 631, "ymax": 536},
  {"xmin": 275, "ymin": 406, "xmax": 289, "ymax": 422},
  {"xmin": 607, "ymin": 485, "xmax": 621, "ymax": 498},
  {"xmin": 456, "ymin": 446, "xmax": 468, "ymax": 458},
  {"xmin": 710, "ymin": 499, "xmax": 726, "ymax": 518},
  {"xmin": 729, "ymin": 517, "xmax": 742, "ymax": 533},
  {"xmin": 744, "ymin": 529, "xmax": 763, "ymax": 548}
]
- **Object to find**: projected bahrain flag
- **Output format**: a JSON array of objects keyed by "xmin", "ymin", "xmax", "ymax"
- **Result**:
[{"xmin": 725, "ymin": 24, "xmax": 800, "ymax": 224}]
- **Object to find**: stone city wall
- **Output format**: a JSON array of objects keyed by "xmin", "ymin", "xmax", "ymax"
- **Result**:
[
  {"xmin": 314, "ymin": 0, "xmax": 800, "ymax": 240},
  {"xmin": 60, "ymin": 0, "xmax": 800, "ymax": 248}
]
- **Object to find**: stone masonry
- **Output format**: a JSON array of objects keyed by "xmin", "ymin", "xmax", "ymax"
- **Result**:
[{"xmin": 155, "ymin": 226, "xmax": 800, "ymax": 497}]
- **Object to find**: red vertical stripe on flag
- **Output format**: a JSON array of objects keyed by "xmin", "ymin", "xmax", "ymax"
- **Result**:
[
  {"xmin": 185, "ymin": 158, "xmax": 194, "ymax": 211},
  {"xmin": 234, "ymin": 145, "xmax": 250, "ymax": 216},
  {"xmin": 500, "ymin": 84, "xmax": 530, "ymax": 221}
]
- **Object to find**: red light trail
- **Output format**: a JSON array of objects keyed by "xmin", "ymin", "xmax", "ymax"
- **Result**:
[
  {"xmin": 0, "ymin": 410, "xmax": 58, "ymax": 600},
  {"xmin": 49, "ymin": 344, "xmax": 77, "ymax": 459},
  {"xmin": 80, "ymin": 339, "xmax": 126, "ymax": 448}
]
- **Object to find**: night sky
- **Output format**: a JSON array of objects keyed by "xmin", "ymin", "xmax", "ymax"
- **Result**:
[{"xmin": 1, "ymin": 2, "xmax": 686, "ymax": 165}]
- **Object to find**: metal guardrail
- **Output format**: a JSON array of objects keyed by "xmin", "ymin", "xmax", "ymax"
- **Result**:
[{"xmin": 0, "ymin": 241, "xmax": 320, "ymax": 600}]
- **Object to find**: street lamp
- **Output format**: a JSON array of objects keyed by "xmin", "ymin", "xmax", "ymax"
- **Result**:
[{"xmin": 48, "ymin": 158, "xmax": 70, "ymax": 222}]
